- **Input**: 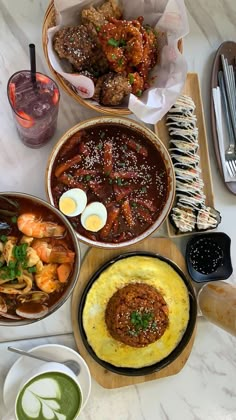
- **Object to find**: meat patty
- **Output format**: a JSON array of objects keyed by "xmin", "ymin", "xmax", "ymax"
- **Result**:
[
  {"xmin": 105, "ymin": 283, "xmax": 169, "ymax": 347},
  {"xmin": 53, "ymin": 24, "xmax": 108, "ymax": 73},
  {"xmin": 93, "ymin": 72, "xmax": 132, "ymax": 106}
]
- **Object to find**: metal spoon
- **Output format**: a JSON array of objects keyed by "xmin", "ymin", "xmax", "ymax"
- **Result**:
[{"xmin": 8, "ymin": 346, "xmax": 80, "ymax": 376}]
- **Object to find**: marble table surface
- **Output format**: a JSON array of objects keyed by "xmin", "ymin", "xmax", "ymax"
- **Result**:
[{"xmin": 0, "ymin": 0, "xmax": 236, "ymax": 419}]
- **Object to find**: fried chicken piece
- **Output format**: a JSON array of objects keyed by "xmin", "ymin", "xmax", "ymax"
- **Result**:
[
  {"xmin": 137, "ymin": 26, "xmax": 158, "ymax": 80},
  {"xmin": 93, "ymin": 72, "xmax": 131, "ymax": 106},
  {"xmin": 129, "ymin": 72, "xmax": 144, "ymax": 95},
  {"xmin": 99, "ymin": 0, "xmax": 122, "ymax": 19},
  {"xmin": 98, "ymin": 19, "xmax": 144, "ymax": 71},
  {"xmin": 81, "ymin": 0, "xmax": 122, "ymax": 28},
  {"xmin": 53, "ymin": 24, "xmax": 108, "ymax": 74}
]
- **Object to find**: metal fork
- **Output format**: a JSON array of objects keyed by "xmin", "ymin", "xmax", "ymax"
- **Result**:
[{"xmin": 218, "ymin": 70, "xmax": 236, "ymax": 177}]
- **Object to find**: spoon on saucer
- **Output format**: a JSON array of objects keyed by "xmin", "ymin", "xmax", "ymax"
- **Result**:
[{"xmin": 8, "ymin": 346, "xmax": 80, "ymax": 376}]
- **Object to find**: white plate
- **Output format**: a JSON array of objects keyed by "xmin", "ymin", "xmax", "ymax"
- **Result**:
[{"xmin": 3, "ymin": 344, "xmax": 91, "ymax": 412}]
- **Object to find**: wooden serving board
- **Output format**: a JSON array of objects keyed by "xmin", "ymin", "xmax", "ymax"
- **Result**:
[
  {"xmin": 154, "ymin": 73, "xmax": 215, "ymax": 237},
  {"xmin": 71, "ymin": 237, "xmax": 196, "ymax": 389}
]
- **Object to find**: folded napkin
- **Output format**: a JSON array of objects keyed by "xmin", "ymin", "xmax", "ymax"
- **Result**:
[{"xmin": 212, "ymin": 87, "xmax": 236, "ymax": 182}]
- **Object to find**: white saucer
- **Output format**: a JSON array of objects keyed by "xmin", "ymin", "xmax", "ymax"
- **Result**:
[{"xmin": 3, "ymin": 344, "xmax": 91, "ymax": 413}]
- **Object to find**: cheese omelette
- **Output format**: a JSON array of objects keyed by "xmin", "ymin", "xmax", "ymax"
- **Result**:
[{"xmin": 82, "ymin": 256, "xmax": 190, "ymax": 368}]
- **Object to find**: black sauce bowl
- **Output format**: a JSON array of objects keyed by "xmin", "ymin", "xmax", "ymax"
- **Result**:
[
  {"xmin": 186, "ymin": 232, "xmax": 233, "ymax": 283},
  {"xmin": 78, "ymin": 251, "xmax": 197, "ymax": 377}
]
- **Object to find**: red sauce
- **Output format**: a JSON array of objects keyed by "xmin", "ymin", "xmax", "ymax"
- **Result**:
[
  {"xmin": 0, "ymin": 196, "xmax": 75, "ymax": 317},
  {"xmin": 51, "ymin": 124, "xmax": 170, "ymax": 244}
]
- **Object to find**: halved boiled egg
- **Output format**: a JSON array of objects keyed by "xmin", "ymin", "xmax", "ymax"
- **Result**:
[
  {"xmin": 59, "ymin": 188, "xmax": 87, "ymax": 217},
  {"xmin": 81, "ymin": 202, "xmax": 107, "ymax": 232}
]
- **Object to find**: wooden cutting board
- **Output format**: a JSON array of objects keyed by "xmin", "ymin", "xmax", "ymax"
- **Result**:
[
  {"xmin": 154, "ymin": 73, "xmax": 215, "ymax": 237},
  {"xmin": 71, "ymin": 237, "xmax": 196, "ymax": 389}
]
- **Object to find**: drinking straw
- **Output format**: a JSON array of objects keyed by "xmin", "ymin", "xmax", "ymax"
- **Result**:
[{"xmin": 29, "ymin": 43, "xmax": 36, "ymax": 84}]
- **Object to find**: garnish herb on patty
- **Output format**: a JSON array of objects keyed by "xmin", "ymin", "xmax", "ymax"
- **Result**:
[{"xmin": 130, "ymin": 310, "xmax": 154, "ymax": 332}]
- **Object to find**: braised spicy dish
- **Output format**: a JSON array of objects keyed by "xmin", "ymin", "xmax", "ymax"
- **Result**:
[
  {"xmin": 0, "ymin": 195, "xmax": 75, "ymax": 321},
  {"xmin": 50, "ymin": 123, "xmax": 169, "ymax": 244}
]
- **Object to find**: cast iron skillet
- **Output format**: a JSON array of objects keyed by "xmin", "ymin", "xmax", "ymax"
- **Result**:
[{"xmin": 78, "ymin": 251, "xmax": 197, "ymax": 377}]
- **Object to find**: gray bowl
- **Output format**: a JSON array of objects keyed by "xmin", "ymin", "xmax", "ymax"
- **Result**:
[{"xmin": 0, "ymin": 192, "xmax": 80, "ymax": 326}]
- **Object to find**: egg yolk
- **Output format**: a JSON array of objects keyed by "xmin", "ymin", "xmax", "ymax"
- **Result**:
[
  {"xmin": 84, "ymin": 214, "xmax": 103, "ymax": 232},
  {"xmin": 59, "ymin": 197, "xmax": 76, "ymax": 215}
]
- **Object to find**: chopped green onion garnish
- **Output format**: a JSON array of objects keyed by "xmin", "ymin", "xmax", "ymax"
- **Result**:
[
  {"xmin": 136, "ymin": 90, "xmax": 142, "ymax": 97},
  {"xmin": 8, "ymin": 260, "xmax": 16, "ymax": 269},
  {"xmin": 28, "ymin": 266, "xmax": 37, "ymax": 273},
  {"xmin": 0, "ymin": 235, "xmax": 7, "ymax": 243},
  {"xmin": 11, "ymin": 216, "xmax": 17, "ymax": 223},
  {"xmin": 119, "ymin": 39, "xmax": 126, "ymax": 46},
  {"xmin": 108, "ymin": 38, "xmax": 120, "ymax": 47},
  {"xmin": 128, "ymin": 73, "xmax": 134, "ymax": 85}
]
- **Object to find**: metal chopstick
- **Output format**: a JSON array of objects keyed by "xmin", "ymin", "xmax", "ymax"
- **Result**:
[
  {"xmin": 221, "ymin": 55, "xmax": 236, "ymax": 139},
  {"xmin": 218, "ymin": 71, "xmax": 235, "ymax": 144}
]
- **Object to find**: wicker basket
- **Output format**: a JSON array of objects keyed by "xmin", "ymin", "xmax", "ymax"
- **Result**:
[{"xmin": 42, "ymin": 1, "xmax": 183, "ymax": 115}]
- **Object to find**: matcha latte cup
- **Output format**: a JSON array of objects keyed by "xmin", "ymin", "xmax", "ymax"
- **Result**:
[{"xmin": 14, "ymin": 362, "xmax": 83, "ymax": 420}]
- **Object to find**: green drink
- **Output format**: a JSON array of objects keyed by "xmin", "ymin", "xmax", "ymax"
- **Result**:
[{"xmin": 16, "ymin": 371, "xmax": 82, "ymax": 420}]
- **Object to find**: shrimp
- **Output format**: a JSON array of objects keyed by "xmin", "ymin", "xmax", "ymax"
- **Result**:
[
  {"xmin": 17, "ymin": 213, "xmax": 65, "ymax": 238},
  {"xmin": 35, "ymin": 264, "xmax": 60, "ymax": 293},
  {"xmin": 32, "ymin": 239, "xmax": 75, "ymax": 264}
]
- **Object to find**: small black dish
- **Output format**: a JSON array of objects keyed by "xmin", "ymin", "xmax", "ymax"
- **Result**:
[
  {"xmin": 186, "ymin": 232, "xmax": 232, "ymax": 283},
  {"xmin": 78, "ymin": 251, "xmax": 197, "ymax": 377}
]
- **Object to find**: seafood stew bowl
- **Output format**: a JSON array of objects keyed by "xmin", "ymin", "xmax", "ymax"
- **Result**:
[
  {"xmin": 46, "ymin": 116, "xmax": 175, "ymax": 249},
  {"xmin": 0, "ymin": 192, "xmax": 80, "ymax": 326}
]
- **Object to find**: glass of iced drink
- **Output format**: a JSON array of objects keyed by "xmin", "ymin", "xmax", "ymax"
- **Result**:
[
  {"xmin": 198, "ymin": 281, "xmax": 236, "ymax": 336},
  {"xmin": 7, "ymin": 70, "xmax": 60, "ymax": 148}
]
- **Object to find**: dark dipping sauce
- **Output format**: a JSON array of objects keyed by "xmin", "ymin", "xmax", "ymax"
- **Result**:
[
  {"xmin": 0, "ymin": 195, "xmax": 75, "ymax": 320},
  {"xmin": 51, "ymin": 123, "xmax": 169, "ymax": 244},
  {"xmin": 189, "ymin": 237, "xmax": 224, "ymax": 275}
]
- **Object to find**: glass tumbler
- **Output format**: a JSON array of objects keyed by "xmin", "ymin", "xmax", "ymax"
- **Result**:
[
  {"xmin": 7, "ymin": 70, "xmax": 60, "ymax": 148},
  {"xmin": 198, "ymin": 281, "xmax": 236, "ymax": 336}
]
